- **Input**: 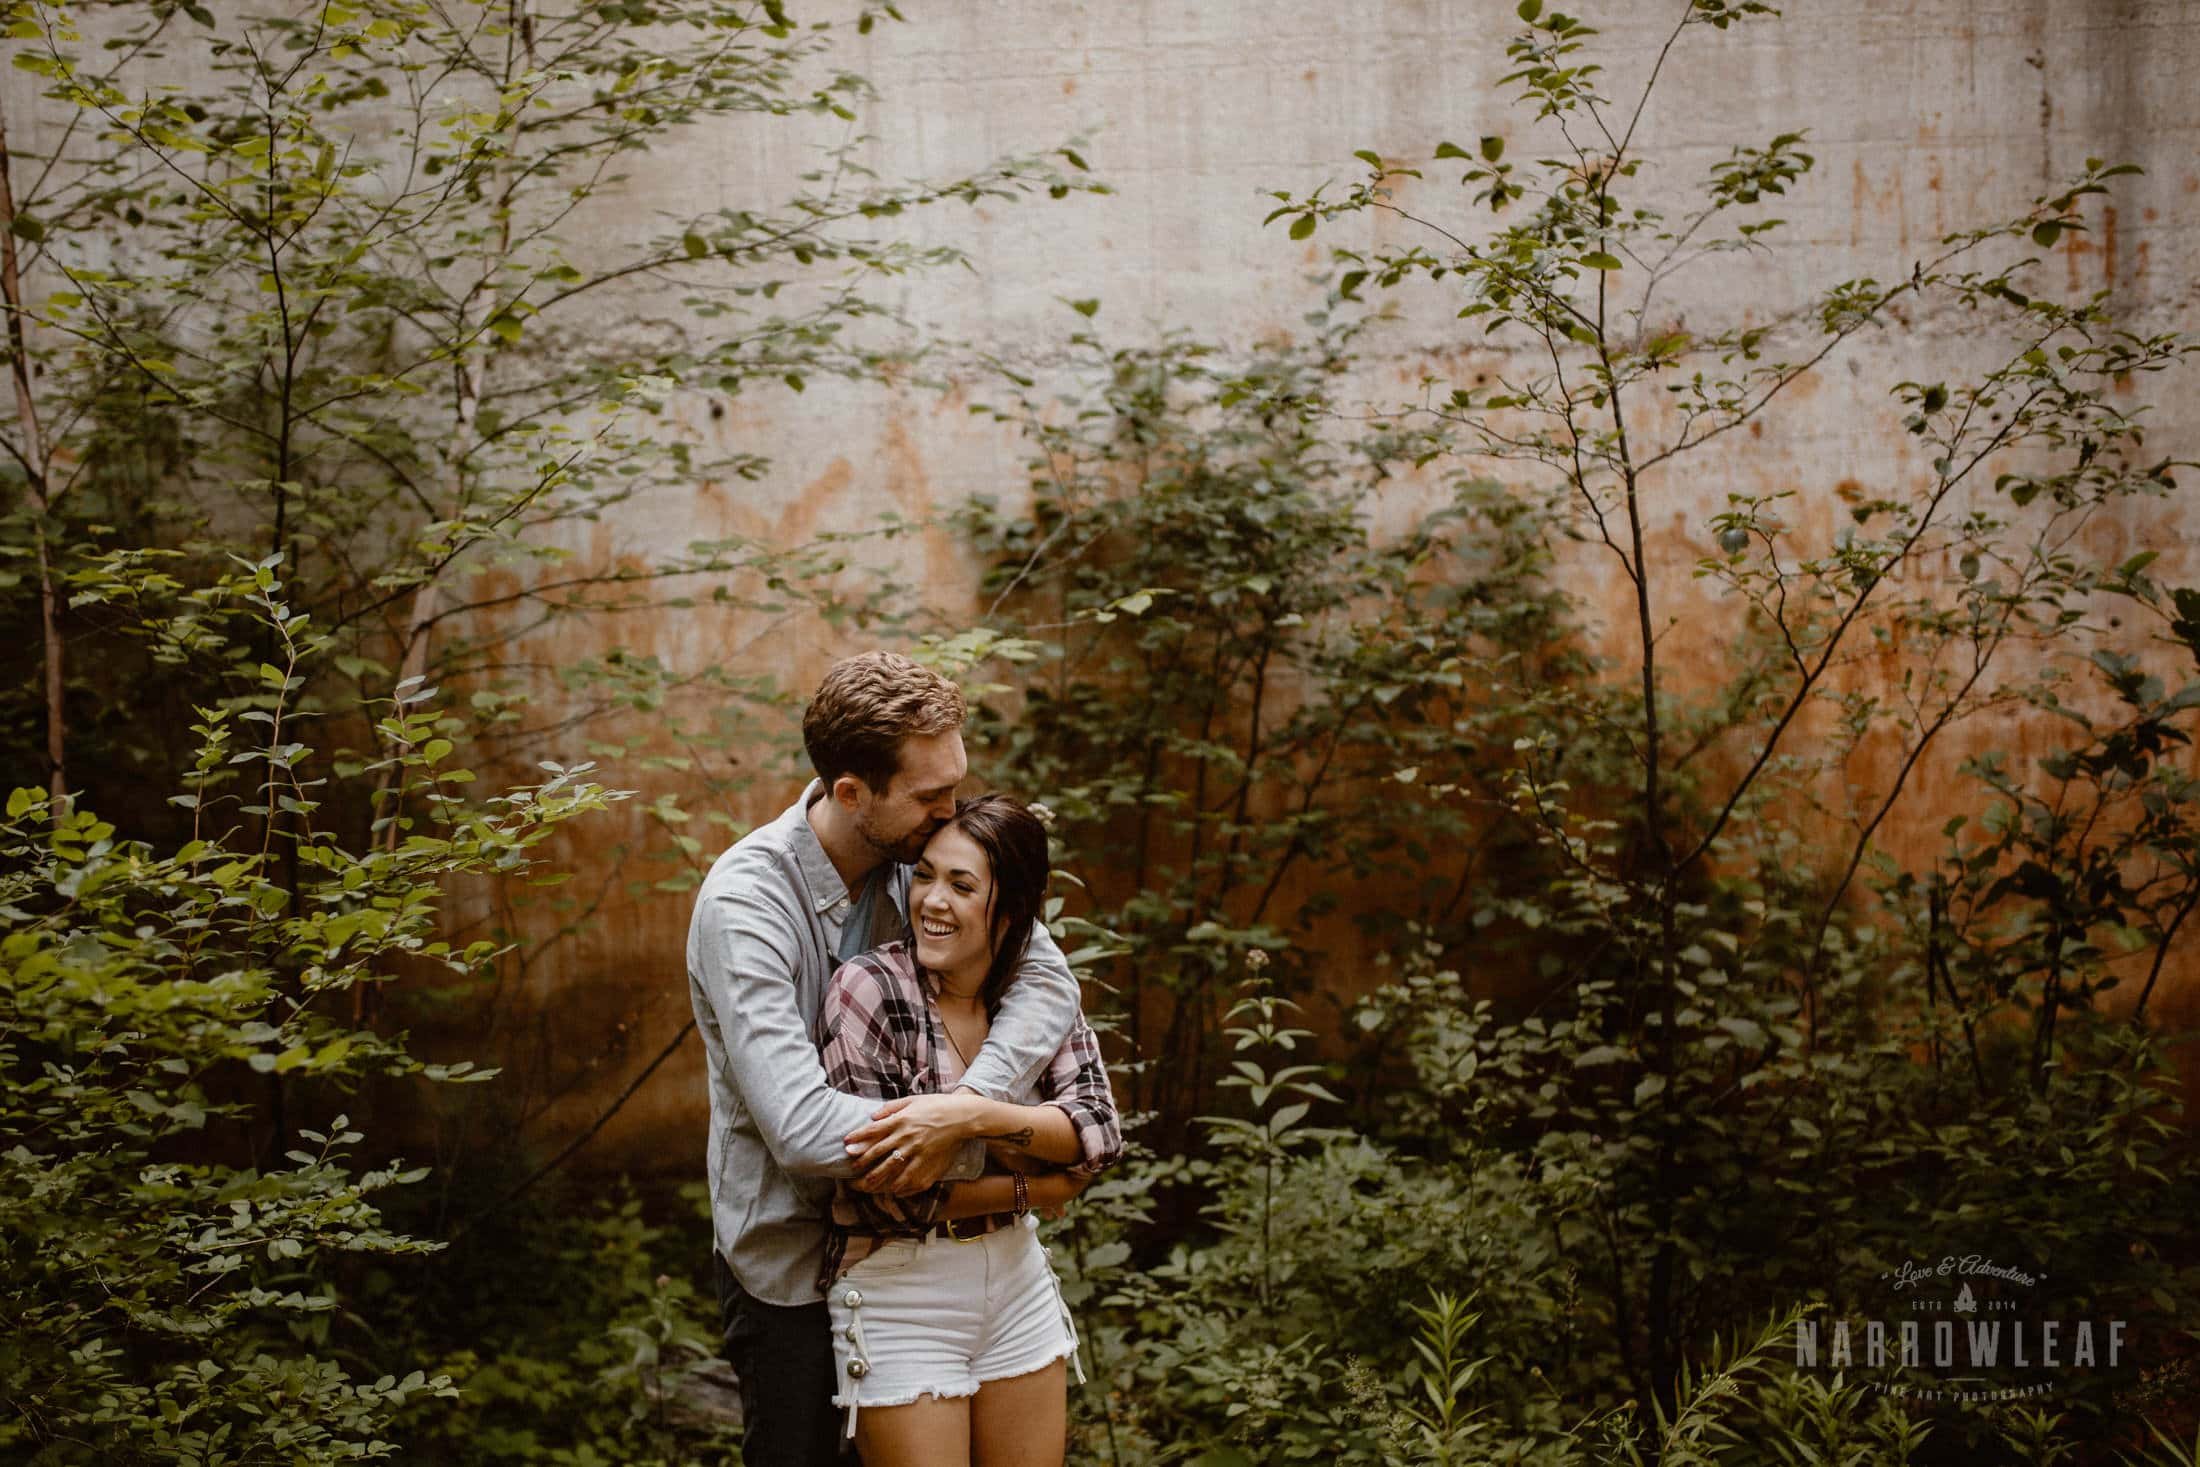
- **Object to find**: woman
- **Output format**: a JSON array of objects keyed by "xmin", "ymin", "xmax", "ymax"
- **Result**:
[{"xmin": 816, "ymin": 794, "xmax": 1122, "ymax": 1467}]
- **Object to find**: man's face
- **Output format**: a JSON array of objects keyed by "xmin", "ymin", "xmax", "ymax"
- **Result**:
[{"xmin": 846, "ymin": 730, "xmax": 966, "ymax": 864}]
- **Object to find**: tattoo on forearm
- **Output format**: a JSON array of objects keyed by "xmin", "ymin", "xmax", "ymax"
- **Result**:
[{"xmin": 981, "ymin": 1126, "xmax": 1035, "ymax": 1147}]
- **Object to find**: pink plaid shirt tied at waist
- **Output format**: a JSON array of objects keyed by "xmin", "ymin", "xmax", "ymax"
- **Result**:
[{"xmin": 816, "ymin": 939, "xmax": 1122, "ymax": 1286}]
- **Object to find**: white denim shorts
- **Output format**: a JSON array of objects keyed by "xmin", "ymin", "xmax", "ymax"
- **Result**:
[{"xmin": 826, "ymin": 1214, "xmax": 1085, "ymax": 1439}]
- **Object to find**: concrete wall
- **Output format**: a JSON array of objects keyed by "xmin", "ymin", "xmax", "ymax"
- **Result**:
[{"xmin": 19, "ymin": 2, "xmax": 2197, "ymax": 1160}]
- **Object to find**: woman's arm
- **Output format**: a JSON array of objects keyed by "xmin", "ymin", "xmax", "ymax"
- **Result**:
[
  {"xmin": 931, "ymin": 1169, "xmax": 1090, "ymax": 1221},
  {"xmin": 958, "ymin": 1094, "xmax": 1083, "ymax": 1166},
  {"xmin": 845, "ymin": 1090, "xmax": 1082, "ymax": 1170},
  {"xmin": 843, "ymin": 1008, "xmax": 1122, "ymax": 1174}
]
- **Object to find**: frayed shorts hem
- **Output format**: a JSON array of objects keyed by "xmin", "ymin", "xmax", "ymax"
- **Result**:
[{"xmin": 832, "ymin": 1342, "xmax": 1084, "ymax": 1440}]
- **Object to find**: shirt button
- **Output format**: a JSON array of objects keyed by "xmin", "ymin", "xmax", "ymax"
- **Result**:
[
  {"xmin": 847, "ymin": 1359, "xmax": 869, "ymax": 1379},
  {"xmin": 843, "ymin": 1289, "xmax": 863, "ymax": 1308}
]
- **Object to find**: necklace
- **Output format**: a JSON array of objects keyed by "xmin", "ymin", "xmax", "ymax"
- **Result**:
[
  {"xmin": 933, "ymin": 981, "xmax": 983, "ymax": 1070},
  {"xmin": 941, "ymin": 1017, "xmax": 977, "ymax": 1071}
]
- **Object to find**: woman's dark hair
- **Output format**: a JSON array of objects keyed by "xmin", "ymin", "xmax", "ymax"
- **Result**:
[{"xmin": 915, "ymin": 793, "xmax": 1050, "ymax": 1016}]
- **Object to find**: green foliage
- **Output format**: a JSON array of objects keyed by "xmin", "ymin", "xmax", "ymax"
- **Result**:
[
  {"xmin": 0, "ymin": 565, "xmax": 624, "ymax": 1463},
  {"xmin": 959, "ymin": 310, "xmax": 1578, "ymax": 1143},
  {"xmin": 383, "ymin": 1185, "xmax": 739, "ymax": 1467},
  {"xmin": 951, "ymin": 2, "xmax": 2200, "ymax": 1461},
  {"xmin": 2, "ymin": 0, "xmax": 1101, "ymax": 867},
  {"xmin": 0, "ymin": 5, "xmax": 1102, "ymax": 1458},
  {"xmin": 4, "ymin": 1, "xmax": 2197, "ymax": 1462},
  {"xmin": 0, "ymin": 6, "xmax": 1100, "ymax": 1448}
]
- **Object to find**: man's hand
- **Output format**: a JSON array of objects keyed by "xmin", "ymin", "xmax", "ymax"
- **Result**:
[{"xmin": 846, "ymin": 1093, "xmax": 981, "ymax": 1196}]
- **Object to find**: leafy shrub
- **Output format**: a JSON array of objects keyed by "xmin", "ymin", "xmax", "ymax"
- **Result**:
[
  {"xmin": 381, "ymin": 1183, "xmax": 738, "ymax": 1467},
  {"xmin": 0, "ymin": 563, "xmax": 622, "ymax": 1463}
]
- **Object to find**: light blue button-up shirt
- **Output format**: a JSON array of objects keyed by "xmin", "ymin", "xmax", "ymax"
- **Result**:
[{"xmin": 686, "ymin": 780, "xmax": 1081, "ymax": 1305}]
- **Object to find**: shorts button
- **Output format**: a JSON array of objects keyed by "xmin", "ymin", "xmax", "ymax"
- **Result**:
[
  {"xmin": 847, "ymin": 1359, "xmax": 869, "ymax": 1379},
  {"xmin": 843, "ymin": 1289, "xmax": 863, "ymax": 1308}
]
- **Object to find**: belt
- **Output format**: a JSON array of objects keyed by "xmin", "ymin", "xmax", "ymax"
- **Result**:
[
  {"xmin": 824, "ymin": 1211, "xmax": 1023, "ymax": 1293},
  {"xmin": 926, "ymin": 1211, "xmax": 1020, "ymax": 1243}
]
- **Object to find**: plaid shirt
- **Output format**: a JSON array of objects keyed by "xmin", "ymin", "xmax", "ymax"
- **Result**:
[{"xmin": 818, "ymin": 940, "xmax": 1121, "ymax": 1253}]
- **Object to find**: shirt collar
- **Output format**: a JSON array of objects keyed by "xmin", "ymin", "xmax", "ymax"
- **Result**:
[{"xmin": 794, "ymin": 778, "xmax": 860, "ymax": 915}]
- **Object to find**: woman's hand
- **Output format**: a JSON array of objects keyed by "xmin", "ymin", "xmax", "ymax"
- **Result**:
[{"xmin": 845, "ymin": 1093, "xmax": 983, "ymax": 1195}]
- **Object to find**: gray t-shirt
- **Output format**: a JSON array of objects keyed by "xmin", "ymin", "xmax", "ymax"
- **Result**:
[{"xmin": 686, "ymin": 780, "xmax": 1081, "ymax": 1305}]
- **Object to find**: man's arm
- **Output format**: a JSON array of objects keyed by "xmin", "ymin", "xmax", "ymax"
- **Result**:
[
  {"xmin": 693, "ymin": 881, "xmax": 871, "ymax": 1180},
  {"xmin": 956, "ymin": 920, "xmax": 1080, "ymax": 1099}
]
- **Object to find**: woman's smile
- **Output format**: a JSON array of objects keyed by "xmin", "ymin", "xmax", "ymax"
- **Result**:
[{"xmin": 911, "ymin": 826, "xmax": 993, "ymax": 985}]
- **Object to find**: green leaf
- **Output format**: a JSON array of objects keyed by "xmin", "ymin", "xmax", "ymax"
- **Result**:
[
  {"xmin": 1716, "ymin": 1016, "xmax": 1768, "ymax": 1048},
  {"xmin": 2031, "ymin": 220, "xmax": 2062, "ymax": 249},
  {"xmin": 1479, "ymin": 135, "xmax": 1504, "ymax": 162},
  {"xmin": 1192, "ymin": 1451, "xmax": 1256, "ymax": 1467},
  {"xmin": 1353, "ymin": 149, "xmax": 1383, "ymax": 170},
  {"xmin": 1068, "ymin": 298, "xmax": 1100, "ymax": 318},
  {"xmin": 682, "ymin": 232, "xmax": 708, "ymax": 259},
  {"xmin": 1434, "ymin": 141, "xmax": 1470, "ymax": 161},
  {"xmin": 1517, "ymin": 0, "xmax": 1543, "ymax": 20},
  {"xmin": 1574, "ymin": 1045, "xmax": 1632, "ymax": 1068},
  {"xmin": 1288, "ymin": 213, "xmax": 1317, "ymax": 241},
  {"xmin": 1580, "ymin": 251, "xmax": 1623, "ymax": 271}
]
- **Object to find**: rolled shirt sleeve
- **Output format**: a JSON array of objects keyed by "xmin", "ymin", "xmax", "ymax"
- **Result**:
[{"xmin": 1037, "ymin": 1010, "xmax": 1123, "ymax": 1178}]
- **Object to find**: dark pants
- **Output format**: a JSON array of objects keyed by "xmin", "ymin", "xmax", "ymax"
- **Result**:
[{"xmin": 713, "ymin": 1249, "xmax": 847, "ymax": 1466}]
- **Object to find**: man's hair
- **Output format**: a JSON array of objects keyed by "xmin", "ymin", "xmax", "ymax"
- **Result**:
[{"xmin": 802, "ymin": 652, "xmax": 967, "ymax": 793}]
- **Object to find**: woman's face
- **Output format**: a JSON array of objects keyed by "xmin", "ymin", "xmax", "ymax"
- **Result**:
[{"xmin": 910, "ymin": 823, "xmax": 995, "ymax": 983}]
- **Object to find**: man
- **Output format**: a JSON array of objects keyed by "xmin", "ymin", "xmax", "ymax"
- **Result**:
[{"xmin": 687, "ymin": 651, "xmax": 1082, "ymax": 1464}]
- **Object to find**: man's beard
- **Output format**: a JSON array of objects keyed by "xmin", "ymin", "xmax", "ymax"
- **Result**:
[{"xmin": 858, "ymin": 810, "xmax": 938, "ymax": 865}]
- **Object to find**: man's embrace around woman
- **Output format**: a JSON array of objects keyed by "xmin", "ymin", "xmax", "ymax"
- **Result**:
[{"xmin": 686, "ymin": 652, "xmax": 1122, "ymax": 1465}]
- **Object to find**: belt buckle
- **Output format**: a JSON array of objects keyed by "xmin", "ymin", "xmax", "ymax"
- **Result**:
[{"xmin": 943, "ymin": 1215, "xmax": 990, "ymax": 1244}]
